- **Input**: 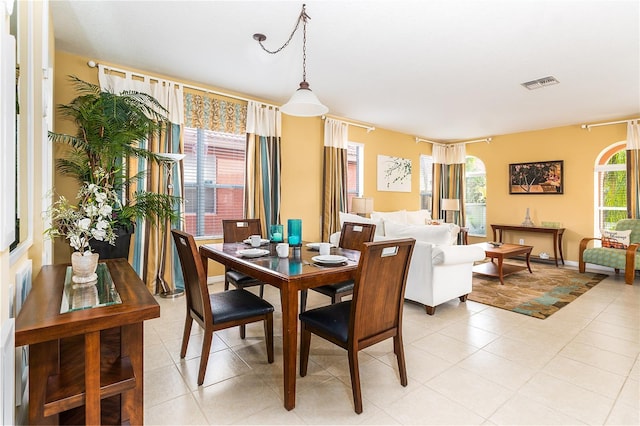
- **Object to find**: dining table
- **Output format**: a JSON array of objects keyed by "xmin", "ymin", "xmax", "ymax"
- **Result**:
[{"xmin": 199, "ymin": 241, "xmax": 359, "ymax": 411}]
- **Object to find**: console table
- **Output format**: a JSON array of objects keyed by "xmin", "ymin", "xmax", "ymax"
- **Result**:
[
  {"xmin": 491, "ymin": 224, "xmax": 565, "ymax": 266},
  {"xmin": 15, "ymin": 258, "xmax": 160, "ymax": 425}
]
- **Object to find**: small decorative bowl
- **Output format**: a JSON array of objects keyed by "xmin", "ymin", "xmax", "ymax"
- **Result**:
[{"xmin": 489, "ymin": 242, "xmax": 503, "ymax": 247}]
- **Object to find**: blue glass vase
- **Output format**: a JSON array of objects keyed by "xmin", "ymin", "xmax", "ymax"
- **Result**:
[{"xmin": 287, "ymin": 219, "xmax": 302, "ymax": 246}]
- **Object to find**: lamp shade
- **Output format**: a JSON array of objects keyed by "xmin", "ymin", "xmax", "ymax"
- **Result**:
[
  {"xmin": 351, "ymin": 197, "xmax": 374, "ymax": 215},
  {"xmin": 155, "ymin": 152, "xmax": 186, "ymax": 163},
  {"xmin": 280, "ymin": 82, "xmax": 329, "ymax": 117},
  {"xmin": 441, "ymin": 198, "xmax": 460, "ymax": 211}
]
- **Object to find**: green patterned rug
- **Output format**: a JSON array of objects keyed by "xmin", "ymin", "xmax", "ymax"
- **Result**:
[{"xmin": 469, "ymin": 261, "xmax": 608, "ymax": 319}]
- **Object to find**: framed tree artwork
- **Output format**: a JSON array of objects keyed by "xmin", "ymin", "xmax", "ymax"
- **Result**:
[
  {"xmin": 509, "ymin": 160, "xmax": 563, "ymax": 194},
  {"xmin": 377, "ymin": 155, "xmax": 412, "ymax": 192}
]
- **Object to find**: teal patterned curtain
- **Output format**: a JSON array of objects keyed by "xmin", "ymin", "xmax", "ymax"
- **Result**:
[{"xmin": 433, "ymin": 144, "xmax": 466, "ymax": 227}]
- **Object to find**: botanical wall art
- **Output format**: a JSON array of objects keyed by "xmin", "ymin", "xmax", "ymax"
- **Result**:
[
  {"xmin": 377, "ymin": 155, "xmax": 412, "ymax": 192},
  {"xmin": 509, "ymin": 160, "xmax": 563, "ymax": 194}
]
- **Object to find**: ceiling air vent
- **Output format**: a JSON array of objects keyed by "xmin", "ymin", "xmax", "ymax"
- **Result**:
[{"xmin": 521, "ymin": 76, "xmax": 560, "ymax": 90}]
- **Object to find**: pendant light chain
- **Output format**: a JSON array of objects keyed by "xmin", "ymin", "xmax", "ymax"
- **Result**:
[{"xmin": 254, "ymin": 4, "xmax": 310, "ymax": 82}]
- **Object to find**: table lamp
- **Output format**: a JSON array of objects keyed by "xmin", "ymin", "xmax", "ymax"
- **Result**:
[
  {"xmin": 351, "ymin": 197, "xmax": 374, "ymax": 217},
  {"xmin": 441, "ymin": 198, "xmax": 460, "ymax": 223}
]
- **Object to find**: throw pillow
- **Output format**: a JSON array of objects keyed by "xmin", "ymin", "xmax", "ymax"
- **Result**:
[
  {"xmin": 600, "ymin": 229, "xmax": 631, "ymax": 249},
  {"xmin": 371, "ymin": 210, "xmax": 407, "ymax": 225},
  {"xmin": 339, "ymin": 212, "xmax": 384, "ymax": 236},
  {"xmin": 405, "ymin": 209, "xmax": 432, "ymax": 225},
  {"xmin": 384, "ymin": 220, "xmax": 452, "ymax": 246}
]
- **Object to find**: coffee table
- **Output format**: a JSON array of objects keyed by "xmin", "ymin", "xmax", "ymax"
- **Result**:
[{"xmin": 473, "ymin": 242, "xmax": 533, "ymax": 285}]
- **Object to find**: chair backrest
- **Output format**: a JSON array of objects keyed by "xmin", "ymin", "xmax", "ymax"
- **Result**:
[
  {"xmin": 350, "ymin": 238, "xmax": 415, "ymax": 345},
  {"xmin": 615, "ymin": 219, "xmax": 640, "ymax": 244},
  {"xmin": 171, "ymin": 229, "xmax": 212, "ymax": 325},
  {"xmin": 222, "ymin": 219, "xmax": 262, "ymax": 243},
  {"xmin": 339, "ymin": 222, "xmax": 377, "ymax": 251}
]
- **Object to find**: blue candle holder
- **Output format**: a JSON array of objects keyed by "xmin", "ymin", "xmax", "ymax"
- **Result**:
[
  {"xmin": 270, "ymin": 224, "xmax": 284, "ymax": 242},
  {"xmin": 287, "ymin": 219, "xmax": 302, "ymax": 247}
]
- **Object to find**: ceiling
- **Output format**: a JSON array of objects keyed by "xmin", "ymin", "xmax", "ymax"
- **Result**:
[{"xmin": 51, "ymin": 0, "xmax": 639, "ymax": 142}]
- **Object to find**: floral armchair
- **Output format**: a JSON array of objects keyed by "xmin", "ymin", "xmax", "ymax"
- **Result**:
[{"xmin": 579, "ymin": 219, "xmax": 640, "ymax": 284}]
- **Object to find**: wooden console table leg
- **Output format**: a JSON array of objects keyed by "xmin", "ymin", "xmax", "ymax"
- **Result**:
[
  {"xmin": 121, "ymin": 323, "xmax": 144, "ymax": 424},
  {"xmin": 85, "ymin": 331, "xmax": 101, "ymax": 425},
  {"xmin": 29, "ymin": 340, "xmax": 58, "ymax": 425}
]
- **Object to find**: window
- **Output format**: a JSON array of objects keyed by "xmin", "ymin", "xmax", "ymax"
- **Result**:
[
  {"xmin": 594, "ymin": 142, "xmax": 627, "ymax": 234},
  {"xmin": 465, "ymin": 156, "xmax": 486, "ymax": 237},
  {"xmin": 419, "ymin": 155, "xmax": 433, "ymax": 214},
  {"xmin": 346, "ymin": 142, "xmax": 364, "ymax": 211},
  {"xmin": 183, "ymin": 127, "xmax": 246, "ymax": 238}
]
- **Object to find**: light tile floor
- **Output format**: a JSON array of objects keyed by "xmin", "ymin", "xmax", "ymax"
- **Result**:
[{"xmin": 143, "ymin": 268, "xmax": 639, "ymax": 425}]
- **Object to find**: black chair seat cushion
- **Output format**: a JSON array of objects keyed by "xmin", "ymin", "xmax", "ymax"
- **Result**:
[
  {"xmin": 313, "ymin": 280, "xmax": 354, "ymax": 297},
  {"xmin": 299, "ymin": 301, "xmax": 351, "ymax": 343},
  {"xmin": 210, "ymin": 289, "xmax": 274, "ymax": 324},
  {"xmin": 226, "ymin": 269, "xmax": 261, "ymax": 285}
]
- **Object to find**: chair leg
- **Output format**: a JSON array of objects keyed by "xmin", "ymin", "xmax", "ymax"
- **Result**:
[
  {"xmin": 393, "ymin": 334, "xmax": 408, "ymax": 387},
  {"xmin": 180, "ymin": 316, "xmax": 193, "ymax": 358},
  {"xmin": 239, "ymin": 324, "xmax": 246, "ymax": 339},
  {"xmin": 347, "ymin": 347, "xmax": 363, "ymax": 414},
  {"xmin": 197, "ymin": 330, "xmax": 214, "ymax": 386},
  {"xmin": 331, "ymin": 294, "xmax": 340, "ymax": 304},
  {"xmin": 259, "ymin": 284, "xmax": 265, "ymax": 298},
  {"xmin": 299, "ymin": 323, "xmax": 311, "ymax": 376},
  {"xmin": 264, "ymin": 313, "xmax": 274, "ymax": 363},
  {"xmin": 300, "ymin": 289, "xmax": 308, "ymax": 313}
]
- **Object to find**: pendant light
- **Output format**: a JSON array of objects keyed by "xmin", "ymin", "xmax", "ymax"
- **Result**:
[{"xmin": 253, "ymin": 4, "xmax": 328, "ymax": 117}]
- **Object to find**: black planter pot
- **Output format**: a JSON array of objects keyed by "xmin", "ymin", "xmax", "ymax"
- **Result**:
[{"xmin": 90, "ymin": 225, "xmax": 134, "ymax": 260}]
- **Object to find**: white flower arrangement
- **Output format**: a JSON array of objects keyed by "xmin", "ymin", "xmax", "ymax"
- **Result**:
[{"xmin": 47, "ymin": 168, "xmax": 121, "ymax": 253}]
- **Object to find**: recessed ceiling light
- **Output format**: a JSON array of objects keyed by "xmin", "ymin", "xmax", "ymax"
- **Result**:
[{"xmin": 521, "ymin": 76, "xmax": 560, "ymax": 90}]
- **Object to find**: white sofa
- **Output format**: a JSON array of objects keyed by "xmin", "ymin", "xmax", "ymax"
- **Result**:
[{"xmin": 333, "ymin": 210, "xmax": 485, "ymax": 315}]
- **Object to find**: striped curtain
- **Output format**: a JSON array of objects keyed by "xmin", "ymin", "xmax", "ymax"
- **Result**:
[
  {"xmin": 432, "ymin": 144, "xmax": 466, "ymax": 227},
  {"xmin": 245, "ymin": 101, "xmax": 281, "ymax": 232},
  {"xmin": 98, "ymin": 66, "xmax": 185, "ymax": 293},
  {"xmin": 322, "ymin": 119, "xmax": 349, "ymax": 240},
  {"xmin": 627, "ymin": 120, "xmax": 640, "ymax": 219}
]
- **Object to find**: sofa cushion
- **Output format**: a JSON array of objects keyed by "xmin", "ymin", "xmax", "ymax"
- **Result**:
[
  {"xmin": 405, "ymin": 209, "xmax": 432, "ymax": 225},
  {"xmin": 384, "ymin": 220, "xmax": 453, "ymax": 246},
  {"xmin": 339, "ymin": 212, "xmax": 384, "ymax": 237},
  {"xmin": 371, "ymin": 210, "xmax": 407, "ymax": 225},
  {"xmin": 601, "ymin": 229, "xmax": 632, "ymax": 249}
]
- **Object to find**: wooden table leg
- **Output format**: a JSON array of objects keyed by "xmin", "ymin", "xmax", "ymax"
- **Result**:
[
  {"xmin": 497, "ymin": 256, "xmax": 504, "ymax": 285},
  {"xmin": 85, "ymin": 331, "xmax": 101, "ymax": 425},
  {"xmin": 558, "ymin": 231, "xmax": 565, "ymax": 265},
  {"xmin": 525, "ymin": 250, "xmax": 533, "ymax": 273},
  {"xmin": 280, "ymin": 284, "xmax": 299, "ymax": 410},
  {"xmin": 121, "ymin": 323, "xmax": 144, "ymax": 424},
  {"xmin": 29, "ymin": 341, "xmax": 58, "ymax": 425},
  {"xmin": 552, "ymin": 233, "xmax": 559, "ymax": 267}
]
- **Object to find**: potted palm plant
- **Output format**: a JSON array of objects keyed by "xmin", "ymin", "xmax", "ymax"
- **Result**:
[{"xmin": 49, "ymin": 76, "xmax": 179, "ymax": 259}]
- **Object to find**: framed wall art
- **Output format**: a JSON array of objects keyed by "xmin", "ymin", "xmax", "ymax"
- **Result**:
[
  {"xmin": 377, "ymin": 155, "xmax": 412, "ymax": 192},
  {"xmin": 509, "ymin": 160, "xmax": 563, "ymax": 194}
]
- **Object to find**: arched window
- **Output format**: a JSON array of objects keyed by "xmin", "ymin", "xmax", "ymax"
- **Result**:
[
  {"xmin": 465, "ymin": 156, "xmax": 486, "ymax": 236},
  {"xmin": 594, "ymin": 142, "xmax": 627, "ymax": 234}
]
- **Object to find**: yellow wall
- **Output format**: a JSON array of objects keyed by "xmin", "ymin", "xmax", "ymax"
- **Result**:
[{"xmin": 53, "ymin": 50, "xmax": 635, "ymax": 274}]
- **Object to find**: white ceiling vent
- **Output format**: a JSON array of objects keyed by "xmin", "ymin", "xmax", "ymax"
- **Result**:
[{"xmin": 521, "ymin": 76, "xmax": 560, "ymax": 90}]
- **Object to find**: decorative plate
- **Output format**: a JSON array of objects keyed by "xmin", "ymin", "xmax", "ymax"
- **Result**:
[
  {"xmin": 238, "ymin": 248, "xmax": 270, "ymax": 258},
  {"xmin": 305, "ymin": 242, "xmax": 336, "ymax": 250},
  {"xmin": 312, "ymin": 255, "xmax": 348, "ymax": 265}
]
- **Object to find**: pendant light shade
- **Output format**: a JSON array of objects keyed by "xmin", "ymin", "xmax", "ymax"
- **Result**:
[{"xmin": 280, "ymin": 81, "xmax": 328, "ymax": 117}]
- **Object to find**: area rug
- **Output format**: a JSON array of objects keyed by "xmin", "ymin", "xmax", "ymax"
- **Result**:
[{"xmin": 469, "ymin": 261, "xmax": 608, "ymax": 319}]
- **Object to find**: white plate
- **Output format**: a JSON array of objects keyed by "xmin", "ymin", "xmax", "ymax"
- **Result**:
[
  {"xmin": 312, "ymin": 255, "xmax": 348, "ymax": 264},
  {"xmin": 243, "ymin": 238, "xmax": 270, "ymax": 246},
  {"xmin": 238, "ymin": 248, "xmax": 270, "ymax": 258},
  {"xmin": 306, "ymin": 242, "xmax": 336, "ymax": 250}
]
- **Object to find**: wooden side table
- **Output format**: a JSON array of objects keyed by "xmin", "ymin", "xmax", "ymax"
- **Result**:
[
  {"xmin": 491, "ymin": 224, "xmax": 565, "ymax": 266},
  {"xmin": 15, "ymin": 259, "xmax": 160, "ymax": 425},
  {"xmin": 473, "ymin": 243, "xmax": 533, "ymax": 285}
]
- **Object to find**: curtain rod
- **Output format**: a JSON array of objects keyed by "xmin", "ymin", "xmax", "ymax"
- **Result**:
[
  {"xmin": 89, "ymin": 60, "xmax": 279, "ymax": 109},
  {"xmin": 581, "ymin": 118, "xmax": 639, "ymax": 130},
  {"xmin": 415, "ymin": 137, "xmax": 491, "ymax": 145},
  {"xmin": 321, "ymin": 115, "xmax": 375, "ymax": 132}
]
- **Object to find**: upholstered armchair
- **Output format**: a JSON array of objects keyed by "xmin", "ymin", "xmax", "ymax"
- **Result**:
[{"xmin": 579, "ymin": 219, "xmax": 640, "ymax": 284}]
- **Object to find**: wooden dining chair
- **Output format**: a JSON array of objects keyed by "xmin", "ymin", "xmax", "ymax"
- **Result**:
[
  {"xmin": 299, "ymin": 238, "xmax": 415, "ymax": 414},
  {"xmin": 222, "ymin": 219, "xmax": 266, "ymax": 298},
  {"xmin": 300, "ymin": 222, "xmax": 376, "ymax": 312},
  {"xmin": 171, "ymin": 229, "xmax": 274, "ymax": 386}
]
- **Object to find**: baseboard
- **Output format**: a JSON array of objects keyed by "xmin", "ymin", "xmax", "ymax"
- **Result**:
[{"xmin": 207, "ymin": 275, "xmax": 224, "ymax": 285}]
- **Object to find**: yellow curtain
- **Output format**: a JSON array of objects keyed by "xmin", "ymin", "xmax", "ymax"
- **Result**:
[
  {"xmin": 627, "ymin": 120, "xmax": 640, "ymax": 219},
  {"xmin": 322, "ymin": 119, "xmax": 348, "ymax": 241}
]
